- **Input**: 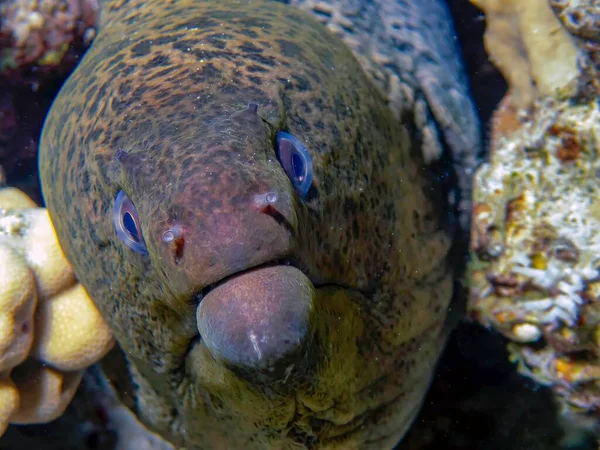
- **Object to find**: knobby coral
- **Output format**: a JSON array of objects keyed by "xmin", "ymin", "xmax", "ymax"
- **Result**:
[{"xmin": 0, "ymin": 186, "xmax": 113, "ymax": 436}]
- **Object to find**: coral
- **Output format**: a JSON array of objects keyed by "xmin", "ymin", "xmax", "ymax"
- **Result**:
[
  {"xmin": 4, "ymin": 207, "xmax": 77, "ymax": 300},
  {"xmin": 0, "ymin": 377, "xmax": 18, "ymax": 436},
  {"xmin": 0, "ymin": 187, "xmax": 113, "ymax": 435},
  {"xmin": 32, "ymin": 283, "xmax": 113, "ymax": 371},
  {"xmin": 549, "ymin": 0, "xmax": 600, "ymax": 100},
  {"xmin": 469, "ymin": 0, "xmax": 600, "ymax": 430},
  {"xmin": 0, "ymin": 0, "xmax": 98, "ymax": 72},
  {"xmin": 549, "ymin": 0, "xmax": 600, "ymax": 43},
  {"xmin": 0, "ymin": 187, "xmax": 37, "ymax": 210},
  {"xmin": 469, "ymin": 94, "xmax": 600, "ymax": 424},
  {"xmin": 470, "ymin": 0, "xmax": 581, "ymax": 109},
  {"xmin": 10, "ymin": 360, "xmax": 83, "ymax": 424},
  {"xmin": 0, "ymin": 245, "xmax": 36, "ymax": 372}
]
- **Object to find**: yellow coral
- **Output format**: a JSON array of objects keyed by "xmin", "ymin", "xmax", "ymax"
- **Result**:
[
  {"xmin": 2, "ymin": 208, "xmax": 76, "ymax": 300},
  {"xmin": 10, "ymin": 360, "xmax": 83, "ymax": 424},
  {"xmin": 0, "ymin": 187, "xmax": 37, "ymax": 210},
  {"xmin": 0, "ymin": 186, "xmax": 114, "ymax": 435},
  {"xmin": 33, "ymin": 283, "xmax": 114, "ymax": 371},
  {"xmin": 0, "ymin": 376, "xmax": 19, "ymax": 436},
  {"xmin": 0, "ymin": 245, "xmax": 37, "ymax": 372}
]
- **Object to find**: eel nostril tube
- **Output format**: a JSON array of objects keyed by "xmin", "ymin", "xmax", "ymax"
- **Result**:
[
  {"xmin": 254, "ymin": 191, "xmax": 279, "ymax": 213},
  {"xmin": 162, "ymin": 223, "xmax": 183, "ymax": 243},
  {"xmin": 253, "ymin": 191, "xmax": 294, "ymax": 230},
  {"xmin": 162, "ymin": 222, "xmax": 185, "ymax": 264}
]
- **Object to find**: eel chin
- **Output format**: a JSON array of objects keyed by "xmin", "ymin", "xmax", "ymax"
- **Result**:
[{"xmin": 195, "ymin": 265, "xmax": 316, "ymax": 377}]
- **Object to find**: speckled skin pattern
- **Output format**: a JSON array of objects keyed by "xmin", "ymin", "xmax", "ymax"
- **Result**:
[
  {"xmin": 39, "ymin": 1, "xmax": 466, "ymax": 448},
  {"xmin": 287, "ymin": 0, "xmax": 482, "ymax": 228}
]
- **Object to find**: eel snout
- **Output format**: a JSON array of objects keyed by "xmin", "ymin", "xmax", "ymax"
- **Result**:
[{"xmin": 196, "ymin": 265, "xmax": 315, "ymax": 380}]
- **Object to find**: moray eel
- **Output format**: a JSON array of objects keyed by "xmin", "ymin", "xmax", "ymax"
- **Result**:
[{"xmin": 38, "ymin": 0, "xmax": 477, "ymax": 448}]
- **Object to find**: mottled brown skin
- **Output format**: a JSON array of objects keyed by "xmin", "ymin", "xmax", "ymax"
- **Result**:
[{"xmin": 39, "ymin": 0, "xmax": 455, "ymax": 448}]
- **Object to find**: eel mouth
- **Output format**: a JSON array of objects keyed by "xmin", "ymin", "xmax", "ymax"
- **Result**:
[
  {"xmin": 194, "ymin": 259, "xmax": 317, "ymax": 371},
  {"xmin": 193, "ymin": 258, "xmax": 296, "ymax": 304}
]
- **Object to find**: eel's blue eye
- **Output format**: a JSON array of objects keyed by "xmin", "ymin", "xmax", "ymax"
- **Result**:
[
  {"xmin": 275, "ymin": 131, "xmax": 313, "ymax": 198},
  {"xmin": 113, "ymin": 190, "xmax": 148, "ymax": 255}
]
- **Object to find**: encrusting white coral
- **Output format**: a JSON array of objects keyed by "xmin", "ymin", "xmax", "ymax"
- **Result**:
[
  {"xmin": 468, "ymin": 0, "xmax": 600, "ymax": 430},
  {"xmin": 0, "ymin": 186, "xmax": 114, "ymax": 435}
]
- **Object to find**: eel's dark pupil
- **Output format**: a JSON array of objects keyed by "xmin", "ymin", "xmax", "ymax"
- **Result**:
[
  {"xmin": 292, "ymin": 152, "xmax": 304, "ymax": 181},
  {"xmin": 123, "ymin": 212, "xmax": 139, "ymax": 241}
]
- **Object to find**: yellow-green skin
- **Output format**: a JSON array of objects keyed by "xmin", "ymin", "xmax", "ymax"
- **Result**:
[{"xmin": 39, "ymin": 1, "xmax": 460, "ymax": 448}]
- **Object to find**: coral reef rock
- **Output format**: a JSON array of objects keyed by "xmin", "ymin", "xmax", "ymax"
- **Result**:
[{"xmin": 469, "ymin": 0, "xmax": 600, "ymax": 436}]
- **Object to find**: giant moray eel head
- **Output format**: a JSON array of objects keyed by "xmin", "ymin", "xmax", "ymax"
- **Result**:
[
  {"xmin": 111, "ymin": 98, "xmax": 316, "ymax": 377},
  {"xmin": 39, "ymin": 0, "xmax": 454, "ymax": 448}
]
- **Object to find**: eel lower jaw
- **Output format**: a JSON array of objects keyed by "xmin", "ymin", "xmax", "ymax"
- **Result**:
[{"xmin": 193, "ymin": 259, "xmax": 317, "ymax": 374}]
